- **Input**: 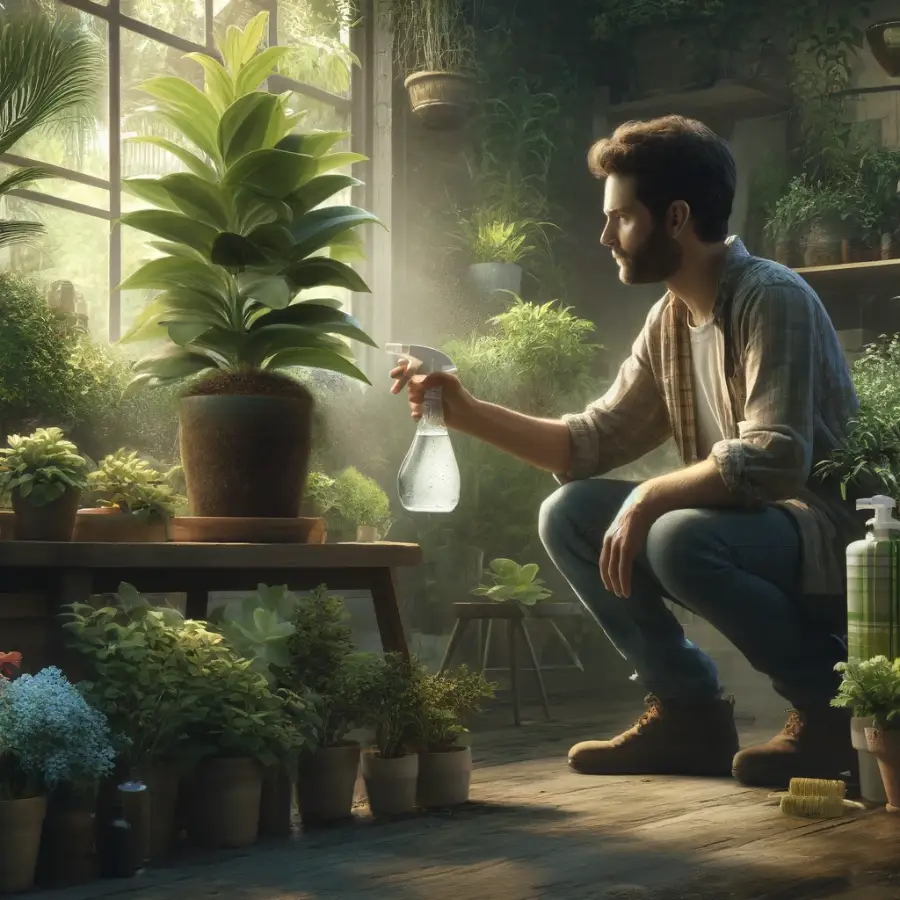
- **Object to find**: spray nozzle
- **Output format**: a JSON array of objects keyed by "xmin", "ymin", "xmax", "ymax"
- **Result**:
[
  {"xmin": 385, "ymin": 343, "xmax": 457, "ymax": 376},
  {"xmin": 857, "ymin": 495, "xmax": 900, "ymax": 534}
]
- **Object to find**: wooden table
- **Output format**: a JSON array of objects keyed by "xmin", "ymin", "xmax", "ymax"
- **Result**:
[{"xmin": 0, "ymin": 541, "xmax": 422, "ymax": 669}]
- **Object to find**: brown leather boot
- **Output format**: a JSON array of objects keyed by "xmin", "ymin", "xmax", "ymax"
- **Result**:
[
  {"xmin": 731, "ymin": 706, "xmax": 857, "ymax": 789},
  {"xmin": 568, "ymin": 694, "xmax": 740, "ymax": 776}
]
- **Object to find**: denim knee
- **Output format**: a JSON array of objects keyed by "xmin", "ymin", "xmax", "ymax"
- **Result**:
[
  {"xmin": 644, "ymin": 509, "xmax": 728, "ymax": 589},
  {"xmin": 538, "ymin": 479, "xmax": 628, "ymax": 559}
]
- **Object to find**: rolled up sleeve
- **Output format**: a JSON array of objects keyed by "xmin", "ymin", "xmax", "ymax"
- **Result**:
[
  {"xmin": 710, "ymin": 281, "xmax": 814, "ymax": 502},
  {"xmin": 560, "ymin": 313, "xmax": 671, "ymax": 482}
]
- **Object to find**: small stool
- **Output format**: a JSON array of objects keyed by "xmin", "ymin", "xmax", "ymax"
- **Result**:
[{"xmin": 438, "ymin": 601, "xmax": 584, "ymax": 725}]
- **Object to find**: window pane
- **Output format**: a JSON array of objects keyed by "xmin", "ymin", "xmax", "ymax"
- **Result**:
[
  {"xmin": 277, "ymin": 0, "xmax": 355, "ymax": 98},
  {"xmin": 11, "ymin": 8, "xmax": 109, "ymax": 180},
  {"xmin": 120, "ymin": 0, "xmax": 205, "ymax": 46}
]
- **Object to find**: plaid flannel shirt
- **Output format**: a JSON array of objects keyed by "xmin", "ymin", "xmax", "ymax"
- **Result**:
[{"xmin": 561, "ymin": 237, "xmax": 863, "ymax": 598}]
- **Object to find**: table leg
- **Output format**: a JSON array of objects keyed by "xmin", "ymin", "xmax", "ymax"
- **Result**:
[
  {"xmin": 369, "ymin": 567, "xmax": 410, "ymax": 660},
  {"xmin": 481, "ymin": 618, "xmax": 493, "ymax": 673},
  {"xmin": 184, "ymin": 590, "xmax": 208, "ymax": 620},
  {"xmin": 549, "ymin": 619, "xmax": 585, "ymax": 671},
  {"xmin": 507, "ymin": 619, "xmax": 520, "ymax": 726},
  {"xmin": 438, "ymin": 618, "xmax": 469, "ymax": 675},
  {"xmin": 519, "ymin": 620, "xmax": 552, "ymax": 720}
]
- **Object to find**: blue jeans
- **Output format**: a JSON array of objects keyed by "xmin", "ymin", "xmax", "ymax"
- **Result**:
[{"xmin": 539, "ymin": 478, "xmax": 843, "ymax": 708}]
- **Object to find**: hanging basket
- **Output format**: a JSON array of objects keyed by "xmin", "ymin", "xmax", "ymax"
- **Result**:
[
  {"xmin": 404, "ymin": 71, "xmax": 476, "ymax": 130},
  {"xmin": 867, "ymin": 21, "xmax": 900, "ymax": 77}
]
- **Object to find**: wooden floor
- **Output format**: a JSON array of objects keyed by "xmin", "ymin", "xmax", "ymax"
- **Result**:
[{"xmin": 37, "ymin": 697, "xmax": 900, "ymax": 900}]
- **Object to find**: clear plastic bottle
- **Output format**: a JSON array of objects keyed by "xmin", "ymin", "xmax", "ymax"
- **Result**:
[{"xmin": 387, "ymin": 343, "xmax": 461, "ymax": 514}]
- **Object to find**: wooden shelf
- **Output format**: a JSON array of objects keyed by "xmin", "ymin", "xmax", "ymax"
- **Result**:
[
  {"xmin": 794, "ymin": 258, "xmax": 900, "ymax": 298},
  {"xmin": 603, "ymin": 78, "xmax": 791, "ymax": 122}
]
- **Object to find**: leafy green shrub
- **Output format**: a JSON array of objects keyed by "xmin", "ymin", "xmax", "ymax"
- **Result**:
[
  {"xmin": 331, "ymin": 466, "xmax": 391, "ymax": 532},
  {"xmin": 832, "ymin": 656, "xmax": 900, "ymax": 730}
]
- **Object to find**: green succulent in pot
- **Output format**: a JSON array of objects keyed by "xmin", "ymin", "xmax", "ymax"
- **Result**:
[{"xmin": 118, "ymin": 12, "xmax": 381, "ymax": 522}]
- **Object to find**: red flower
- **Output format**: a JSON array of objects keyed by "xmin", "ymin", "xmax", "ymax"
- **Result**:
[{"xmin": 0, "ymin": 652, "xmax": 22, "ymax": 679}]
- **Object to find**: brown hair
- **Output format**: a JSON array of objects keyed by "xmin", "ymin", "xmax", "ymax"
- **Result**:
[{"xmin": 587, "ymin": 116, "xmax": 736, "ymax": 243}]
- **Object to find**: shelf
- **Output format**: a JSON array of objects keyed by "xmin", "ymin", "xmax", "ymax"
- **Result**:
[
  {"xmin": 793, "ymin": 258, "xmax": 900, "ymax": 298},
  {"xmin": 603, "ymin": 78, "xmax": 792, "ymax": 122}
]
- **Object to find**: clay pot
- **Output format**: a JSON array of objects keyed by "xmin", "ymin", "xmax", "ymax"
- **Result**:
[
  {"xmin": 361, "ymin": 751, "xmax": 418, "ymax": 818},
  {"xmin": 404, "ymin": 71, "xmax": 476, "ymax": 130},
  {"xmin": 0, "ymin": 509, "xmax": 14, "ymax": 539},
  {"xmin": 73, "ymin": 507, "xmax": 169, "ymax": 542},
  {"xmin": 179, "ymin": 374, "xmax": 313, "ymax": 518},
  {"xmin": 11, "ymin": 488, "xmax": 80, "ymax": 541},
  {"xmin": 184, "ymin": 757, "xmax": 262, "ymax": 848},
  {"xmin": 258, "ymin": 765, "xmax": 294, "ymax": 837},
  {"xmin": 865, "ymin": 727, "xmax": 900, "ymax": 812},
  {"xmin": 296, "ymin": 743, "xmax": 361, "ymax": 826},
  {"xmin": 0, "ymin": 796, "xmax": 47, "ymax": 893},
  {"xmin": 417, "ymin": 745, "xmax": 472, "ymax": 808},
  {"xmin": 36, "ymin": 802, "xmax": 96, "ymax": 888},
  {"xmin": 852, "ymin": 717, "xmax": 888, "ymax": 804},
  {"xmin": 803, "ymin": 221, "xmax": 847, "ymax": 267},
  {"xmin": 773, "ymin": 238, "xmax": 801, "ymax": 268}
]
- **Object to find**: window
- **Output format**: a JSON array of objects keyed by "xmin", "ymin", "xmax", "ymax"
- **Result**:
[{"xmin": 0, "ymin": 0, "xmax": 362, "ymax": 342}]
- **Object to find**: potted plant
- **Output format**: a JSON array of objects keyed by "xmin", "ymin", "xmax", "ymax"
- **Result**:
[
  {"xmin": 331, "ymin": 466, "xmax": 392, "ymax": 542},
  {"xmin": 857, "ymin": 146, "xmax": 900, "ymax": 260},
  {"xmin": 413, "ymin": 664, "xmax": 494, "ymax": 808},
  {"xmin": 392, "ymin": 0, "xmax": 477, "ymax": 129},
  {"xmin": 74, "ymin": 449, "xmax": 183, "ymax": 542},
  {"xmin": 0, "ymin": 427, "xmax": 89, "ymax": 540},
  {"xmin": 471, "ymin": 557, "xmax": 555, "ymax": 608},
  {"xmin": 0, "ymin": 664, "xmax": 117, "ymax": 893},
  {"xmin": 118, "ymin": 12, "xmax": 380, "ymax": 543},
  {"xmin": 867, "ymin": 21, "xmax": 900, "ymax": 77},
  {"xmin": 358, "ymin": 653, "xmax": 422, "ymax": 818},
  {"xmin": 832, "ymin": 656, "xmax": 900, "ymax": 812},
  {"xmin": 301, "ymin": 471, "xmax": 337, "ymax": 540},
  {"xmin": 0, "ymin": 491, "xmax": 12, "ymax": 540}
]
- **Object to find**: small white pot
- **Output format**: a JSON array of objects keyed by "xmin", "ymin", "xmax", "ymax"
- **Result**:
[
  {"xmin": 851, "ymin": 716, "xmax": 888, "ymax": 803},
  {"xmin": 417, "ymin": 746, "xmax": 472, "ymax": 808},
  {"xmin": 361, "ymin": 751, "xmax": 418, "ymax": 817},
  {"xmin": 356, "ymin": 524, "xmax": 378, "ymax": 543}
]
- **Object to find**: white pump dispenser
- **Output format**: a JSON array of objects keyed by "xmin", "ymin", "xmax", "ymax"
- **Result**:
[
  {"xmin": 386, "ymin": 343, "xmax": 461, "ymax": 513},
  {"xmin": 856, "ymin": 495, "xmax": 900, "ymax": 541}
]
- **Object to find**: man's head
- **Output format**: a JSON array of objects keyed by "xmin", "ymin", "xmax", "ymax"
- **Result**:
[{"xmin": 588, "ymin": 116, "xmax": 736, "ymax": 284}]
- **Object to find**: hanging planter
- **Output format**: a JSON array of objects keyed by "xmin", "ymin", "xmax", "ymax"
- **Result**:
[
  {"xmin": 405, "ymin": 71, "xmax": 476, "ymax": 130},
  {"xmin": 867, "ymin": 21, "xmax": 900, "ymax": 77}
]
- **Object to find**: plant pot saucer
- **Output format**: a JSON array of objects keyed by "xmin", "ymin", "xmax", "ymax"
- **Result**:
[{"xmin": 172, "ymin": 516, "xmax": 326, "ymax": 544}]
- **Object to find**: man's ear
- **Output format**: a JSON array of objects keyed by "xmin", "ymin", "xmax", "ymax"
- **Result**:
[{"xmin": 668, "ymin": 200, "xmax": 691, "ymax": 239}]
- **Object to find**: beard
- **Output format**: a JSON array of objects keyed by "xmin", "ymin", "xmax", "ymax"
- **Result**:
[{"xmin": 614, "ymin": 225, "xmax": 683, "ymax": 284}]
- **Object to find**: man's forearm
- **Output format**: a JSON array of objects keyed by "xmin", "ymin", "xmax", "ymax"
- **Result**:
[
  {"xmin": 455, "ymin": 398, "xmax": 573, "ymax": 474},
  {"xmin": 636, "ymin": 457, "xmax": 741, "ymax": 517}
]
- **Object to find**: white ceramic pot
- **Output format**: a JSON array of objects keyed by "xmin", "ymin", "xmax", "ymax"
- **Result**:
[
  {"xmin": 361, "ymin": 751, "xmax": 418, "ymax": 817},
  {"xmin": 851, "ymin": 716, "xmax": 888, "ymax": 803},
  {"xmin": 417, "ymin": 746, "xmax": 472, "ymax": 808}
]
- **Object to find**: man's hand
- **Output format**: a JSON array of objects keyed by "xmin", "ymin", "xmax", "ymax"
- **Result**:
[
  {"xmin": 600, "ymin": 495, "xmax": 657, "ymax": 598},
  {"xmin": 389, "ymin": 361, "xmax": 472, "ymax": 429}
]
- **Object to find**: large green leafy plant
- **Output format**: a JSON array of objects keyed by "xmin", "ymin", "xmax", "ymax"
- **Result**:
[{"xmin": 119, "ymin": 12, "xmax": 380, "ymax": 389}]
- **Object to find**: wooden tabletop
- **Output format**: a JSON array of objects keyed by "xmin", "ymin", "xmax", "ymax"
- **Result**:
[{"xmin": 0, "ymin": 541, "xmax": 422, "ymax": 569}]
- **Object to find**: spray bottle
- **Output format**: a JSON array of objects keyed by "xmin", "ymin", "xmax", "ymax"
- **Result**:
[
  {"xmin": 386, "ymin": 343, "xmax": 460, "ymax": 513},
  {"xmin": 846, "ymin": 495, "xmax": 899, "ymax": 805}
]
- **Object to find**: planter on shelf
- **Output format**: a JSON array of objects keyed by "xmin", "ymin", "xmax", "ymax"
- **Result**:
[
  {"xmin": 73, "ymin": 507, "xmax": 169, "ymax": 543},
  {"xmin": 0, "ymin": 509, "xmax": 13, "ymax": 539},
  {"xmin": 773, "ymin": 238, "xmax": 802, "ymax": 268},
  {"xmin": 296, "ymin": 742, "xmax": 361, "ymax": 826},
  {"xmin": 258, "ymin": 765, "xmax": 293, "ymax": 838},
  {"xmin": 803, "ymin": 220, "xmax": 849, "ymax": 267},
  {"xmin": 11, "ymin": 487, "xmax": 80, "ymax": 541},
  {"xmin": 867, "ymin": 21, "xmax": 900, "ymax": 77},
  {"xmin": 0, "ymin": 796, "xmax": 47, "ymax": 893},
  {"xmin": 467, "ymin": 262, "xmax": 523, "ymax": 299},
  {"xmin": 404, "ymin": 71, "xmax": 476, "ymax": 130},
  {"xmin": 417, "ymin": 745, "xmax": 472, "ymax": 808},
  {"xmin": 356, "ymin": 525, "xmax": 378, "ymax": 543},
  {"xmin": 361, "ymin": 751, "xmax": 418, "ymax": 817},
  {"xmin": 184, "ymin": 757, "xmax": 263, "ymax": 848},
  {"xmin": 172, "ymin": 515, "xmax": 325, "ymax": 544},
  {"xmin": 851, "ymin": 717, "xmax": 888, "ymax": 804},
  {"xmin": 36, "ymin": 803, "xmax": 96, "ymax": 888},
  {"xmin": 865, "ymin": 727, "xmax": 900, "ymax": 812}
]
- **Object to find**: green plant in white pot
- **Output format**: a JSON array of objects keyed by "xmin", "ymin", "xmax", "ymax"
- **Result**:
[
  {"xmin": 413, "ymin": 664, "xmax": 495, "ymax": 808},
  {"xmin": 331, "ymin": 466, "xmax": 391, "ymax": 542},
  {"xmin": 0, "ymin": 428, "xmax": 88, "ymax": 541},
  {"xmin": 118, "ymin": 12, "xmax": 381, "ymax": 536}
]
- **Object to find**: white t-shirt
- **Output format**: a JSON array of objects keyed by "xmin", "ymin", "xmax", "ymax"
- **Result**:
[{"xmin": 688, "ymin": 319, "xmax": 728, "ymax": 457}]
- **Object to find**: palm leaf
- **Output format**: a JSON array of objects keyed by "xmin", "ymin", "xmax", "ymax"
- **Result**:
[{"xmin": 0, "ymin": 218, "xmax": 44, "ymax": 248}]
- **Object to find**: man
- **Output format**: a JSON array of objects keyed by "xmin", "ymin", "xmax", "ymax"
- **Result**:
[{"xmin": 391, "ymin": 116, "xmax": 862, "ymax": 789}]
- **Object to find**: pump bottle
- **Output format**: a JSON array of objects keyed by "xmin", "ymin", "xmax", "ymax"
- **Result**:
[{"xmin": 387, "ymin": 343, "xmax": 460, "ymax": 514}]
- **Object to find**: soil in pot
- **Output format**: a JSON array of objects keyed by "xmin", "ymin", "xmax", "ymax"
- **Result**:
[
  {"xmin": 296, "ymin": 742, "xmax": 361, "ymax": 826},
  {"xmin": 361, "ymin": 751, "xmax": 418, "ymax": 818},
  {"xmin": 258, "ymin": 765, "xmax": 294, "ymax": 837},
  {"xmin": 184, "ymin": 756, "xmax": 263, "ymax": 848},
  {"xmin": 73, "ymin": 507, "xmax": 168, "ymax": 543},
  {"xmin": 0, "ymin": 796, "xmax": 47, "ymax": 893},
  {"xmin": 404, "ymin": 71, "xmax": 476, "ymax": 130},
  {"xmin": 865, "ymin": 727, "xmax": 900, "ymax": 812},
  {"xmin": 36, "ymin": 803, "xmax": 97, "ymax": 888},
  {"xmin": 12, "ymin": 488, "xmax": 80, "ymax": 541},
  {"xmin": 417, "ymin": 745, "xmax": 472, "ymax": 808},
  {"xmin": 179, "ymin": 371, "xmax": 314, "ymax": 519}
]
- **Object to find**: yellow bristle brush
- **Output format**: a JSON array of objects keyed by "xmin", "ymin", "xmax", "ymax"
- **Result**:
[{"xmin": 765, "ymin": 778, "xmax": 865, "ymax": 819}]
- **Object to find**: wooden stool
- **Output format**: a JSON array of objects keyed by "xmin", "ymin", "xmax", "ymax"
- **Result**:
[{"xmin": 439, "ymin": 601, "xmax": 584, "ymax": 725}]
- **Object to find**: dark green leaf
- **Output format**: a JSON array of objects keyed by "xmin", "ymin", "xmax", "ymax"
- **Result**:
[
  {"xmin": 276, "ymin": 130, "xmax": 348, "ymax": 158},
  {"xmin": 288, "ymin": 205, "xmax": 381, "ymax": 260},
  {"xmin": 210, "ymin": 232, "xmax": 268, "ymax": 268},
  {"xmin": 250, "ymin": 302, "xmax": 376, "ymax": 346},
  {"xmin": 218, "ymin": 92, "xmax": 281, "ymax": 165},
  {"xmin": 284, "ymin": 257, "xmax": 371, "ymax": 293},
  {"xmin": 224, "ymin": 148, "xmax": 317, "ymax": 198},
  {"xmin": 283, "ymin": 174, "xmax": 361, "ymax": 218},
  {"xmin": 156, "ymin": 172, "xmax": 231, "ymax": 230},
  {"xmin": 133, "ymin": 344, "xmax": 215, "ymax": 380},
  {"xmin": 262, "ymin": 347, "xmax": 370, "ymax": 383},
  {"xmin": 120, "ymin": 209, "xmax": 218, "ymax": 256}
]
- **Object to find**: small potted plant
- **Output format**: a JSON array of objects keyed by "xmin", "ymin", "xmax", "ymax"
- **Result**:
[
  {"xmin": 833, "ymin": 656, "xmax": 900, "ymax": 812},
  {"xmin": 392, "ymin": 0, "xmax": 477, "ymax": 129},
  {"xmin": 471, "ymin": 558, "xmax": 554, "ymax": 608},
  {"xmin": 0, "ymin": 491, "xmax": 12, "ymax": 540},
  {"xmin": 0, "ymin": 664, "xmax": 117, "ymax": 892},
  {"xmin": 413, "ymin": 664, "xmax": 495, "ymax": 808},
  {"xmin": 74, "ymin": 449, "xmax": 182, "ymax": 542},
  {"xmin": 0, "ymin": 427, "xmax": 88, "ymax": 540},
  {"xmin": 300, "ymin": 471, "xmax": 337, "ymax": 541},
  {"xmin": 332, "ymin": 466, "xmax": 391, "ymax": 542},
  {"xmin": 358, "ymin": 653, "xmax": 421, "ymax": 818}
]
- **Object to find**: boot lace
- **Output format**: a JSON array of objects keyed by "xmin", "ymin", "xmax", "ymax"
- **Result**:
[
  {"xmin": 635, "ymin": 694, "xmax": 664, "ymax": 732},
  {"xmin": 781, "ymin": 709, "xmax": 803, "ymax": 737}
]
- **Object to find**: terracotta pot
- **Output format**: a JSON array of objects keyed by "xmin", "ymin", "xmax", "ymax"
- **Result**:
[
  {"xmin": 36, "ymin": 804, "xmax": 97, "ymax": 887},
  {"xmin": 361, "ymin": 751, "xmax": 418, "ymax": 818},
  {"xmin": 467, "ymin": 262, "xmax": 523, "ymax": 299},
  {"xmin": 173, "ymin": 515, "xmax": 325, "ymax": 544},
  {"xmin": 0, "ymin": 796, "xmax": 47, "ymax": 893},
  {"xmin": 296, "ymin": 743, "xmax": 361, "ymax": 826},
  {"xmin": 867, "ymin": 21, "xmax": 900, "ymax": 77},
  {"xmin": 803, "ymin": 221, "xmax": 847, "ymax": 267},
  {"xmin": 404, "ymin": 71, "xmax": 476, "ymax": 130},
  {"xmin": 0, "ymin": 509, "xmax": 13, "ymax": 540},
  {"xmin": 11, "ymin": 488, "xmax": 80, "ymax": 541},
  {"xmin": 417, "ymin": 746, "xmax": 472, "ymax": 808},
  {"xmin": 258, "ymin": 765, "xmax": 294, "ymax": 837},
  {"xmin": 145, "ymin": 760, "xmax": 181, "ymax": 859},
  {"xmin": 179, "ymin": 375, "xmax": 313, "ymax": 518},
  {"xmin": 184, "ymin": 757, "xmax": 262, "ymax": 848},
  {"xmin": 865, "ymin": 727, "xmax": 900, "ymax": 812},
  {"xmin": 73, "ymin": 507, "xmax": 169, "ymax": 543},
  {"xmin": 852, "ymin": 717, "xmax": 888, "ymax": 804}
]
